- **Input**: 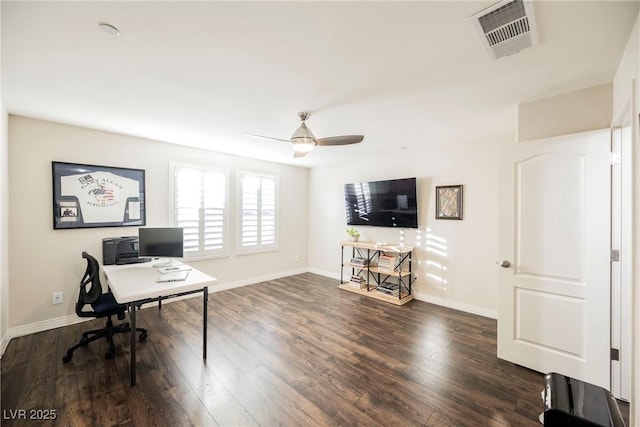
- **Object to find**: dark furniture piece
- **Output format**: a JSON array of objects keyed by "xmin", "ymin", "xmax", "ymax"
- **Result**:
[
  {"xmin": 62, "ymin": 252, "xmax": 147, "ymax": 363},
  {"xmin": 543, "ymin": 372, "xmax": 626, "ymax": 426}
]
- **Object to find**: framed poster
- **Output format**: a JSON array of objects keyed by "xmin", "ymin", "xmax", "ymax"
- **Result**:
[
  {"xmin": 52, "ymin": 161, "xmax": 146, "ymax": 229},
  {"xmin": 435, "ymin": 185, "xmax": 463, "ymax": 220}
]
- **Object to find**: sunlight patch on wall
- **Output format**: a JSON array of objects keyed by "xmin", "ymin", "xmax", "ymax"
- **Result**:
[
  {"xmin": 407, "ymin": 228, "xmax": 450, "ymax": 294},
  {"xmin": 424, "ymin": 227, "xmax": 449, "ymax": 292}
]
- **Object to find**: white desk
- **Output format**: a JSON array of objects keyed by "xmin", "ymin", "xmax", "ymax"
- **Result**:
[{"xmin": 103, "ymin": 261, "xmax": 217, "ymax": 386}]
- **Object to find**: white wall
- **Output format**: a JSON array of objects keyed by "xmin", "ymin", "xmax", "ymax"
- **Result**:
[
  {"xmin": 308, "ymin": 136, "xmax": 505, "ymax": 318},
  {"xmin": 0, "ymin": 108, "xmax": 7, "ymax": 354},
  {"xmin": 613, "ymin": 14, "xmax": 639, "ymax": 122},
  {"xmin": 7, "ymin": 116, "xmax": 309, "ymax": 330},
  {"xmin": 0, "ymin": 109, "xmax": 7, "ymax": 354},
  {"xmin": 0, "ymin": 2, "xmax": 9, "ymax": 354},
  {"xmin": 518, "ymin": 84, "xmax": 613, "ymax": 142}
]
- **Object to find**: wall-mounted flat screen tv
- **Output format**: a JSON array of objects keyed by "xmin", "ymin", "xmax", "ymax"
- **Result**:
[{"xmin": 344, "ymin": 177, "xmax": 418, "ymax": 228}]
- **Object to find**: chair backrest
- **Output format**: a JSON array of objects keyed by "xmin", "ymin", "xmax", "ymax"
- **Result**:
[{"xmin": 76, "ymin": 251, "xmax": 103, "ymax": 315}]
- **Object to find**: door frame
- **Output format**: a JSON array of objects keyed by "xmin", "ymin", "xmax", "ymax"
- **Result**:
[{"xmin": 611, "ymin": 100, "xmax": 633, "ymax": 401}]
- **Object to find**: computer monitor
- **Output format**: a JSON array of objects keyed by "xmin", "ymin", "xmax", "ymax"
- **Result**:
[{"xmin": 138, "ymin": 227, "xmax": 184, "ymax": 268}]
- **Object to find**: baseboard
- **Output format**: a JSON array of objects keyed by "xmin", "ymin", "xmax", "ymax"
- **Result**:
[
  {"xmin": 415, "ymin": 294, "xmax": 497, "ymax": 319},
  {"xmin": 309, "ymin": 269, "xmax": 497, "ymax": 319},
  {"xmin": 1, "ymin": 268, "xmax": 311, "ymax": 354},
  {"xmin": 1, "ymin": 314, "xmax": 90, "ymax": 357},
  {"xmin": 0, "ymin": 330, "xmax": 10, "ymax": 357}
]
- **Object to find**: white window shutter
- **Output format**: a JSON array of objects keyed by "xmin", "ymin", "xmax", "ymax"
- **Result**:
[
  {"xmin": 172, "ymin": 165, "xmax": 228, "ymax": 258},
  {"xmin": 239, "ymin": 173, "xmax": 278, "ymax": 253}
]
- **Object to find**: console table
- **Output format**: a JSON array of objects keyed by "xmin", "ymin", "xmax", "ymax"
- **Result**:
[{"xmin": 339, "ymin": 240, "xmax": 413, "ymax": 306}]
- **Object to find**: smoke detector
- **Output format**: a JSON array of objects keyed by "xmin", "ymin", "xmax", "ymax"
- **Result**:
[{"xmin": 471, "ymin": 0, "xmax": 538, "ymax": 60}]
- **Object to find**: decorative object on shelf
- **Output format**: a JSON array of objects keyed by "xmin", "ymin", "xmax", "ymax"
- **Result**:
[
  {"xmin": 377, "ymin": 254, "xmax": 397, "ymax": 272},
  {"xmin": 377, "ymin": 282, "xmax": 400, "ymax": 296},
  {"xmin": 350, "ymin": 257, "xmax": 369, "ymax": 267},
  {"xmin": 52, "ymin": 161, "xmax": 146, "ymax": 229},
  {"xmin": 349, "ymin": 274, "xmax": 367, "ymax": 289},
  {"xmin": 436, "ymin": 185, "xmax": 463, "ymax": 220},
  {"xmin": 346, "ymin": 227, "xmax": 360, "ymax": 241}
]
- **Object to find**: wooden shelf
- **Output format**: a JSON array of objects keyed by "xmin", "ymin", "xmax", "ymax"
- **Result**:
[
  {"xmin": 344, "ymin": 264, "xmax": 409, "ymax": 277},
  {"xmin": 339, "ymin": 284, "xmax": 413, "ymax": 306},
  {"xmin": 368, "ymin": 266, "xmax": 411, "ymax": 277}
]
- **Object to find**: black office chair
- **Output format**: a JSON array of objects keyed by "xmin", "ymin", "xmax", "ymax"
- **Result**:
[{"xmin": 62, "ymin": 251, "xmax": 147, "ymax": 363}]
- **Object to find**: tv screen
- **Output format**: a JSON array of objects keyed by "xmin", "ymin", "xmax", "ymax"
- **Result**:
[
  {"xmin": 138, "ymin": 227, "xmax": 184, "ymax": 258},
  {"xmin": 344, "ymin": 177, "xmax": 418, "ymax": 228}
]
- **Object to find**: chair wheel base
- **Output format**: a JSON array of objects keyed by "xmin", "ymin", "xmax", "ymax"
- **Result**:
[
  {"xmin": 62, "ymin": 352, "xmax": 72, "ymax": 363},
  {"xmin": 104, "ymin": 343, "xmax": 116, "ymax": 359},
  {"xmin": 139, "ymin": 331, "xmax": 148, "ymax": 342}
]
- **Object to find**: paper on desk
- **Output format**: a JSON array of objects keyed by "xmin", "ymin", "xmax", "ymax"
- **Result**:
[{"xmin": 158, "ymin": 265, "xmax": 192, "ymax": 274}]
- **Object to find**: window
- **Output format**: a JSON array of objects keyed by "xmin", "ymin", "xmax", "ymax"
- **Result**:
[
  {"xmin": 171, "ymin": 164, "xmax": 228, "ymax": 259},
  {"xmin": 238, "ymin": 172, "xmax": 278, "ymax": 253}
]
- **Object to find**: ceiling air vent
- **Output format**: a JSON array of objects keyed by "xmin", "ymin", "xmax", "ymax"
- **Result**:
[{"xmin": 471, "ymin": 0, "xmax": 538, "ymax": 60}]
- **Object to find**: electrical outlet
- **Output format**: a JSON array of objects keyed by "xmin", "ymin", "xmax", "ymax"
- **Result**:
[{"xmin": 52, "ymin": 292, "xmax": 63, "ymax": 305}]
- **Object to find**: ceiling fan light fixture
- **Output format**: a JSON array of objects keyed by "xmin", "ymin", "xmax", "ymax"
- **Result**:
[{"xmin": 291, "ymin": 138, "xmax": 316, "ymax": 153}]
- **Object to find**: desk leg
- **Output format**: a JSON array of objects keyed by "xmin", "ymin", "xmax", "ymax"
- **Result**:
[
  {"xmin": 203, "ymin": 286, "xmax": 208, "ymax": 360},
  {"xmin": 129, "ymin": 303, "xmax": 136, "ymax": 387}
]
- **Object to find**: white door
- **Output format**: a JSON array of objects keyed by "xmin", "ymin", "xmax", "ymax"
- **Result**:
[{"xmin": 497, "ymin": 129, "xmax": 611, "ymax": 389}]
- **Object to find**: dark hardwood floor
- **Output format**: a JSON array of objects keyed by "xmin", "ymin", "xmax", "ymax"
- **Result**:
[{"xmin": 1, "ymin": 273, "xmax": 621, "ymax": 426}]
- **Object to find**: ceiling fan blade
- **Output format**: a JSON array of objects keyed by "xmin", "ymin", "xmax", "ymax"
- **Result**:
[
  {"xmin": 293, "ymin": 150, "xmax": 309, "ymax": 158},
  {"xmin": 243, "ymin": 133, "xmax": 291, "ymax": 143},
  {"xmin": 316, "ymin": 135, "xmax": 364, "ymax": 146}
]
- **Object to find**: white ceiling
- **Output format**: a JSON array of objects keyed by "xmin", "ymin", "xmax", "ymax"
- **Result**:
[{"xmin": 2, "ymin": 1, "xmax": 638, "ymax": 167}]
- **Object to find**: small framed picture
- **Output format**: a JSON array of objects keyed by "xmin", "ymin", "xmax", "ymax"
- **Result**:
[{"xmin": 436, "ymin": 185, "xmax": 463, "ymax": 220}]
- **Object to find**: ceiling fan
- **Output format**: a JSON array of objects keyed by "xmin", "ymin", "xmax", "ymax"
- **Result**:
[{"xmin": 244, "ymin": 112, "xmax": 364, "ymax": 158}]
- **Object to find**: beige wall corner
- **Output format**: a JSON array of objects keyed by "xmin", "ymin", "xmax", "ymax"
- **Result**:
[{"xmin": 517, "ymin": 83, "xmax": 613, "ymax": 142}]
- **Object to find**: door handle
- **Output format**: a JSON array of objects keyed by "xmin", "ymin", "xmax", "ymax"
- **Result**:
[{"xmin": 500, "ymin": 260, "xmax": 511, "ymax": 268}]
